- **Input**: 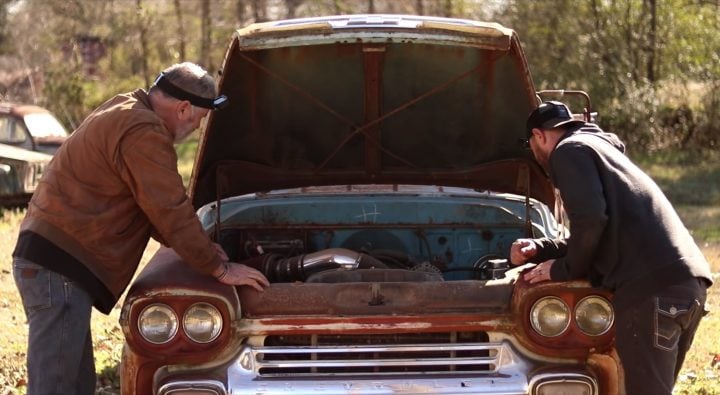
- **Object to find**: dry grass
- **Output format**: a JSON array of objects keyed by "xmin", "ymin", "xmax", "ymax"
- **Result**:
[{"xmin": 0, "ymin": 209, "xmax": 159, "ymax": 395}]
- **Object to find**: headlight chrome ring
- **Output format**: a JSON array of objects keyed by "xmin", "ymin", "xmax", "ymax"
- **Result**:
[
  {"xmin": 575, "ymin": 295, "xmax": 614, "ymax": 336},
  {"xmin": 183, "ymin": 302, "xmax": 223, "ymax": 343},
  {"xmin": 530, "ymin": 296, "xmax": 570, "ymax": 337},
  {"xmin": 137, "ymin": 304, "xmax": 179, "ymax": 344}
]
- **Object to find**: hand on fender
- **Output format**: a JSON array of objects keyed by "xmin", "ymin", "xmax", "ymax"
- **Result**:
[
  {"xmin": 523, "ymin": 260, "xmax": 555, "ymax": 284},
  {"xmin": 216, "ymin": 262, "xmax": 270, "ymax": 291}
]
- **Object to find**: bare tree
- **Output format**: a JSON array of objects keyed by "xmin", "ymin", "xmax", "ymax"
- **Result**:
[
  {"xmin": 235, "ymin": 0, "xmax": 246, "ymax": 25},
  {"xmin": 252, "ymin": 0, "xmax": 267, "ymax": 22},
  {"xmin": 285, "ymin": 0, "xmax": 304, "ymax": 18},
  {"xmin": 173, "ymin": 0, "xmax": 186, "ymax": 60},
  {"xmin": 333, "ymin": 0, "xmax": 344, "ymax": 14},
  {"xmin": 415, "ymin": 0, "xmax": 424, "ymax": 15},
  {"xmin": 443, "ymin": 0, "xmax": 453, "ymax": 17},
  {"xmin": 645, "ymin": 0, "xmax": 657, "ymax": 82},
  {"xmin": 136, "ymin": 0, "xmax": 150, "ymax": 87},
  {"xmin": 200, "ymin": 0, "xmax": 211, "ymax": 70}
]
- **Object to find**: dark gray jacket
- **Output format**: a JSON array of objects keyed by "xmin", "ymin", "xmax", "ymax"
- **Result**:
[{"xmin": 533, "ymin": 124, "xmax": 712, "ymax": 311}]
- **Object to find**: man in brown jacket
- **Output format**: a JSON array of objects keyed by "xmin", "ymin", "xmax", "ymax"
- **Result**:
[{"xmin": 12, "ymin": 62, "xmax": 269, "ymax": 395}]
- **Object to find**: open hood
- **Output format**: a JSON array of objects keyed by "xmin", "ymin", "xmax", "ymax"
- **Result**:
[{"xmin": 190, "ymin": 14, "xmax": 553, "ymax": 209}]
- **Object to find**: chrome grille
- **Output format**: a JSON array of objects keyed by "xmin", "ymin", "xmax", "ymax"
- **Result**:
[{"xmin": 243, "ymin": 332, "xmax": 515, "ymax": 377}]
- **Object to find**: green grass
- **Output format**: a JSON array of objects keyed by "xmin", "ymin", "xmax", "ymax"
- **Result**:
[{"xmin": 634, "ymin": 150, "xmax": 720, "ymax": 208}]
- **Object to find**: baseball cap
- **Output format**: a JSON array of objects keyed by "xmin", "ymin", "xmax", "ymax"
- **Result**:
[{"xmin": 525, "ymin": 101, "xmax": 584, "ymax": 137}]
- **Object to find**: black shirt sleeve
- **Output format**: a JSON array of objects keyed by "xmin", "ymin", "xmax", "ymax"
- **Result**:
[
  {"xmin": 548, "ymin": 142, "xmax": 609, "ymax": 281},
  {"xmin": 527, "ymin": 237, "xmax": 568, "ymax": 263}
]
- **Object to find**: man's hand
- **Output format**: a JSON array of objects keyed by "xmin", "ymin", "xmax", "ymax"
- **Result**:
[
  {"xmin": 510, "ymin": 238, "xmax": 538, "ymax": 265},
  {"xmin": 210, "ymin": 244, "xmax": 269, "ymax": 291},
  {"xmin": 216, "ymin": 262, "xmax": 270, "ymax": 291},
  {"xmin": 523, "ymin": 260, "xmax": 554, "ymax": 284}
]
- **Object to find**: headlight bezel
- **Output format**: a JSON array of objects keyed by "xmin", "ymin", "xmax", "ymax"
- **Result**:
[
  {"xmin": 522, "ymin": 284, "xmax": 615, "ymax": 349},
  {"xmin": 126, "ymin": 295, "xmax": 232, "ymax": 357}
]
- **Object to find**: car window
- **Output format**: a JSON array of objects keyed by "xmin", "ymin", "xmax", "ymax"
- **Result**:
[
  {"xmin": 0, "ymin": 116, "xmax": 28, "ymax": 143},
  {"xmin": 23, "ymin": 112, "xmax": 68, "ymax": 138}
]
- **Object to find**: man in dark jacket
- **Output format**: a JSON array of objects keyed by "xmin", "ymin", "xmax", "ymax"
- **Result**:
[{"xmin": 511, "ymin": 101, "xmax": 712, "ymax": 395}]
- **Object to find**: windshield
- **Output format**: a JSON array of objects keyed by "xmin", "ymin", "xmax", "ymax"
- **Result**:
[{"xmin": 23, "ymin": 112, "xmax": 69, "ymax": 138}]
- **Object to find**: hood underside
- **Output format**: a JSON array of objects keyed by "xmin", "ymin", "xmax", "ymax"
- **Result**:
[{"xmin": 190, "ymin": 15, "xmax": 552, "ymax": 209}]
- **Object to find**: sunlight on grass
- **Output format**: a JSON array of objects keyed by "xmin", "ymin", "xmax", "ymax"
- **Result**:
[{"xmin": 634, "ymin": 150, "xmax": 720, "ymax": 206}]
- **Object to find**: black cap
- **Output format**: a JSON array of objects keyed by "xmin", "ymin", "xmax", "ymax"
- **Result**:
[
  {"xmin": 525, "ymin": 101, "xmax": 584, "ymax": 137},
  {"xmin": 152, "ymin": 72, "xmax": 229, "ymax": 110}
]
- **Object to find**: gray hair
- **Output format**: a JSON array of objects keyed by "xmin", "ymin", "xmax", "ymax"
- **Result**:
[{"xmin": 153, "ymin": 62, "xmax": 217, "ymax": 100}]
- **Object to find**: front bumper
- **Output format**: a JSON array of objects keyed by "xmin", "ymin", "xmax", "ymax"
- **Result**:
[{"xmin": 156, "ymin": 341, "xmax": 599, "ymax": 395}]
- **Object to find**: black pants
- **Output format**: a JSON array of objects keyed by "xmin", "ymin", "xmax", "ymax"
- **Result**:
[{"xmin": 615, "ymin": 277, "xmax": 708, "ymax": 395}]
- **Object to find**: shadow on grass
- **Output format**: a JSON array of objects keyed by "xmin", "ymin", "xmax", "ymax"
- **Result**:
[{"xmin": 97, "ymin": 363, "xmax": 121, "ymax": 394}]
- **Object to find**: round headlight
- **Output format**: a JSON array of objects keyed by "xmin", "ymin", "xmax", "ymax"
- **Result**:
[
  {"xmin": 183, "ymin": 303, "xmax": 223, "ymax": 343},
  {"xmin": 138, "ymin": 304, "xmax": 178, "ymax": 344},
  {"xmin": 575, "ymin": 296, "xmax": 614, "ymax": 336},
  {"xmin": 530, "ymin": 297, "xmax": 570, "ymax": 337}
]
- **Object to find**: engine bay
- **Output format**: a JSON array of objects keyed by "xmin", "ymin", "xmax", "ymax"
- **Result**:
[
  {"xmin": 208, "ymin": 187, "xmax": 551, "ymax": 284},
  {"xmin": 219, "ymin": 226, "xmax": 522, "ymax": 283}
]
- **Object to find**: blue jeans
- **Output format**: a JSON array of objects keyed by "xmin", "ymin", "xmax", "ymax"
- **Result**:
[
  {"xmin": 615, "ymin": 277, "xmax": 707, "ymax": 395},
  {"xmin": 13, "ymin": 257, "xmax": 96, "ymax": 395}
]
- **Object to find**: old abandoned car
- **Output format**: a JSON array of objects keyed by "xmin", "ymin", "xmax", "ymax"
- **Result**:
[
  {"xmin": 0, "ymin": 142, "xmax": 52, "ymax": 206},
  {"xmin": 0, "ymin": 102, "xmax": 69, "ymax": 154},
  {"xmin": 0, "ymin": 103, "xmax": 67, "ymax": 206},
  {"xmin": 119, "ymin": 14, "xmax": 620, "ymax": 395}
]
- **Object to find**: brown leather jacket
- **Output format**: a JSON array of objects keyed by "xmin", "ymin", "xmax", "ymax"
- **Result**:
[{"xmin": 20, "ymin": 89, "xmax": 223, "ymax": 301}]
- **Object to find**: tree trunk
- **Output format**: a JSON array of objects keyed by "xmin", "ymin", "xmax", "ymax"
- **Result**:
[
  {"xmin": 173, "ymin": 0, "xmax": 186, "ymax": 61},
  {"xmin": 252, "ymin": 0, "xmax": 267, "ymax": 22},
  {"xmin": 646, "ymin": 0, "xmax": 657, "ymax": 82},
  {"xmin": 136, "ymin": 0, "xmax": 150, "ymax": 87},
  {"xmin": 415, "ymin": 0, "xmax": 424, "ymax": 15},
  {"xmin": 368, "ymin": 0, "xmax": 375, "ymax": 13},
  {"xmin": 285, "ymin": 0, "xmax": 303, "ymax": 19},
  {"xmin": 235, "ymin": 0, "xmax": 246, "ymax": 25},
  {"xmin": 443, "ymin": 0, "xmax": 452, "ymax": 17},
  {"xmin": 623, "ymin": 2, "xmax": 639, "ymax": 83},
  {"xmin": 200, "ymin": 0, "xmax": 211, "ymax": 71}
]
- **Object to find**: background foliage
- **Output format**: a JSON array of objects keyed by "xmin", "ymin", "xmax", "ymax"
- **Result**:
[{"xmin": 0, "ymin": 0, "xmax": 717, "ymax": 153}]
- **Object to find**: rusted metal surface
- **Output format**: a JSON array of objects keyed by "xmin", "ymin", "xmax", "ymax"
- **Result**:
[
  {"xmin": 122, "ymin": 244, "xmax": 618, "ymax": 394},
  {"xmin": 190, "ymin": 15, "xmax": 547, "ymax": 209},
  {"xmin": 588, "ymin": 352, "xmax": 623, "ymax": 395},
  {"xmin": 122, "ymin": 247, "xmax": 239, "ymax": 313},
  {"xmin": 238, "ymin": 280, "xmax": 513, "ymax": 317},
  {"xmin": 510, "ymin": 275, "xmax": 615, "ymax": 357},
  {"xmin": 363, "ymin": 45, "xmax": 383, "ymax": 176}
]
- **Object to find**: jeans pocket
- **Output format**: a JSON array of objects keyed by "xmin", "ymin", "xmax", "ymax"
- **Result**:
[
  {"xmin": 12, "ymin": 259, "xmax": 52, "ymax": 314},
  {"xmin": 654, "ymin": 296, "xmax": 698, "ymax": 352}
]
